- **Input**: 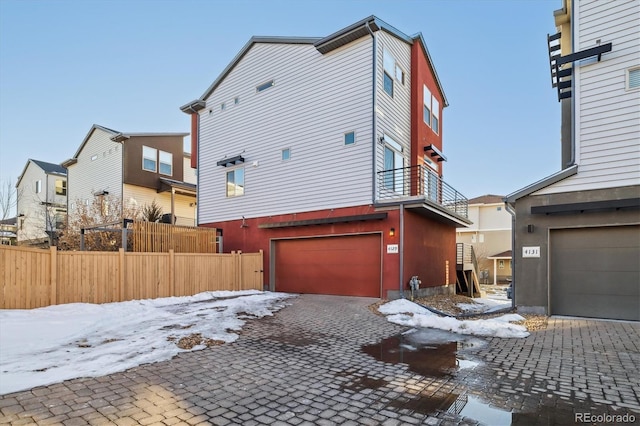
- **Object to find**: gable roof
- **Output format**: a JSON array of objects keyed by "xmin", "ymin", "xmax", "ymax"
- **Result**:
[
  {"xmin": 181, "ymin": 15, "xmax": 448, "ymax": 111},
  {"xmin": 16, "ymin": 159, "xmax": 67, "ymax": 188},
  {"xmin": 505, "ymin": 165, "xmax": 578, "ymax": 203},
  {"xmin": 468, "ymin": 194, "xmax": 505, "ymax": 205},
  {"xmin": 63, "ymin": 124, "xmax": 120, "ymax": 167}
]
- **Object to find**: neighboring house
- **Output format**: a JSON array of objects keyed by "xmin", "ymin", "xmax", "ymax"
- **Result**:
[
  {"xmin": 15, "ymin": 159, "xmax": 67, "ymax": 246},
  {"xmin": 456, "ymin": 195, "xmax": 512, "ymax": 284},
  {"xmin": 0, "ymin": 217, "xmax": 17, "ymax": 245},
  {"xmin": 506, "ymin": 0, "xmax": 640, "ymax": 321},
  {"xmin": 62, "ymin": 124, "xmax": 196, "ymax": 226},
  {"xmin": 181, "ymin": 16, "xmax": 471, "ymax": 299}
]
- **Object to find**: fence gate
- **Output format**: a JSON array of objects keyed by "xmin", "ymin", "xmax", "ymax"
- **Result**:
[{"xmin": 240, "ymin": 251, "xmax": 264, "ymax": 290}]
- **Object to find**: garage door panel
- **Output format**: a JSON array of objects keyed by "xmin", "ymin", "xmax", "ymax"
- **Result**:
[
  {"xmin": 550, "ymin": 225, "xmax": 640, "ymax": 321},
  {"xmin": 275, "ymin": 234, "xmax": 381, "ymax": 297}
]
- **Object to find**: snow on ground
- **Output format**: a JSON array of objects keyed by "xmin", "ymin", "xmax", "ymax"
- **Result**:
[
  {"xmin": 457, "ymin": 297, "xmax": 511, "ymax": 314},
  {"xmin": 378, "ymin": 299, "xmax": 529, "ymax": 339},
  {"xmin": 0, "ymin": 290, "xmax": 295, "ymax": 395}
]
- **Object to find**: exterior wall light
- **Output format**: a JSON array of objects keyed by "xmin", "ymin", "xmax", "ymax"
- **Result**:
[{"xmin": 389, "ymin": 228, "xmax": 395, "ymax": 236}]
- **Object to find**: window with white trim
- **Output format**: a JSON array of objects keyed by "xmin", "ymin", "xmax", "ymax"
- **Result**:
[
  {"xmin": 35, "ymin": 180, "xmax": 42, "ymax": 194},
  {"xmin": 256, "ymin": 80, "xmax": 275, "ymax": 93},
  {"xmin": 143, "ymin": 146, "xmax": 157, "ymax": 172},
  {"xmin": 383, "ymin": 49, "xmax": 395, "ymax": 97},
  {"xmin": 159, "ymin": 151, "xmax": 172, "ymax": 176},
  {"xmin": 226, "ymin": 168, "xmax": 245, "ymax": 197},
  {"xmin": 432, "ymin": 97, "xmax": 440, "ymax": 134},
  {"xmin": 281, "ymin": 148, "xmax": 291, "ymax": 161},
  {"xmin": 344, "ymin": 131, "xmax": 355, "ymax": 146},
  {"xmin": 423, "ymin": 86, "xmax": 432, "ymax": 127},
  {"xmin": 55, "ymin": 179, "xmax": 66, "ymax": 196},
  {"xmin": 383, "ymin": 134, "xmax": 404, "ymax": 193},
  {"xmin": 627, "ymin": 67, "xmax": 640, "ymax": 90}
]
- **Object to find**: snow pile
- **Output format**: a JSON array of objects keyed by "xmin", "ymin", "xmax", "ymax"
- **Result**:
[
  {"xmin": 0, "ymin": 290, "xmax": 294, "ymax": 395},
  {"xmin": 378, "ymin": 299, "xmax": 529, "ymax": 339},
  {"xmin": 457, "ymin": 297, "xmax": 511, "ymax": 314}
]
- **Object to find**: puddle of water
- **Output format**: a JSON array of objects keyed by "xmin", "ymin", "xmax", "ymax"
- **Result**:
[
  {"xmin": 361, "ymin": 329, "xmax": 483, "ymax": 377},
  {"xmin": 459, "ymin": 396, "xmax": 512, "ymax": 425},
  {"xmin": 340, "ymin": 375, "xmax": 388, "ymax": 392}
]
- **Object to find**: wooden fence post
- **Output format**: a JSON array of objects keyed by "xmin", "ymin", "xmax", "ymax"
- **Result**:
[
  {"xmin": 259, "ymin": 249, "xmax": 264, "ymax": 290},
  {"xmin": 169, "ymin": 249, "xmax": 175, "ymax": 296},
  {"xmin": 119, "ymin": 248, "xmax": 125, "ymax": 301},
  {"xmin": 50, "ymin": 246, "xmax": 57, "ymax": 306}
]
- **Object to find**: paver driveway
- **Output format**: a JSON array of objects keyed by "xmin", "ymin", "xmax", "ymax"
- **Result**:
[{"xmin": 1, "ymin": 294, "xmax": 639, "ymax": 425}]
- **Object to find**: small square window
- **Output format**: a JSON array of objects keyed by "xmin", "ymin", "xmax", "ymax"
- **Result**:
[
  {"xmin": 234, "ymin": 97, "xmax": 240, "ymax": 104},
  {"xmin": 497, "ymin": 206, "xmax": 502, "ymax": 211},
  {"xmin": 91, "ymin": 154, "xmax": 98, "ymax": 161},
  {"xmin": 221, "ymin": 103, "xmax": 226, "ymax": 111},
  {"xmin": 627, "ymin": 67, "xmax": 640, "ymax": 90},
  {"xmin": 395, "ymin": 65, "xmax": 404, "ymax": 85},
  {"xmin": 344, "ymin": 131, "xmax": 355, "ymax": 145},
  {"xmin": 281, "ymin": 148, "xmax": 291, "ymax": 161},
  {"xmin": 35, "ymin": 180, "xmax": 42, "ymax": 194},
  {"xmin": 256, "ymin": 80, "xmax": 275, "ymax": 92}
]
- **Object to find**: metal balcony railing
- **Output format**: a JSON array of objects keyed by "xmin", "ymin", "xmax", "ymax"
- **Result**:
[{"xmin": 376, "ymin": 165, "xmax": 468, "ymax": 218}]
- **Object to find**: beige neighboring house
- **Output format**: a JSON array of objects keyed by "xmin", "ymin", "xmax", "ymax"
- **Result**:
[
  {"xmin": 16, "ymin": 159, "xmax": 68, "ymax": 246},
  {"xmin": 0, "ymin": 217, "xmax": 18, "ymax": 245},
  {"xmin": 456, "ymin": 194, "xmax": 512, "ymax": 284},
  {"xmin": 62, "ymin": 124, "xmax": 196, "ymax": 226}
]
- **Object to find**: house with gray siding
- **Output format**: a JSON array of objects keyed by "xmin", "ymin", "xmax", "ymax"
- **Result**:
[
  {"xmin": 181, "ymin": 16, "xmax": 472, "ymax": 299},
  {"xmin": 506, "ymin": 0, "xmax": 640, "ymax": 321}
]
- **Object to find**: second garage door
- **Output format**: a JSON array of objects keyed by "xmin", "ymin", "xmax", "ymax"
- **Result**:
[
  {"xmin": 274, "ymin": 234, "xmax": 381, "ymax": 297},
  {"xmin": 550, "ymin": 225, "xmax": 640, "ymax": 321}
]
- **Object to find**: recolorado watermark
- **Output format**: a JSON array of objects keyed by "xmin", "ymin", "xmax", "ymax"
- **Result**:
[{"xmin": 575, "ymin": 412, "xmax": 636, "ymax": 424}]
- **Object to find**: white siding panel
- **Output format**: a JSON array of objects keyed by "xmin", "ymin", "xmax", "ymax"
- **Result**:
[
  {"xmin": 67, "ymin": 128, "xmax": 123, "ymax": 214},
  {"xmin": 16, "ymin": 164, "xmax": 48, "ymax": 241},
  {"xmin": 198, "ymin": 38, "xmax": 374, "ymax": 223},
  {"xmin": 536, "ymin": 0, "xmax": 640, "ymax": 195},
  {"xmin": 375, "ymin": 31, "xmax": 412, "ymax": 190}
]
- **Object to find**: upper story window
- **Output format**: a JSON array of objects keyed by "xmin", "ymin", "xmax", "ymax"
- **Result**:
[
  {"xmin": 423, "ymin": 85, "xmax": 440, "ymax": 135},
  {"xmin": 234, "ymin": 97, "xmax": 240, "ymax": 105},
  {"xmin": 226, "ymin": 168, "xmax": 245, "ymax": 197},
  {"xmin": 383, "ymin": 49, "xmax": 395, "ymax": 97},
  {"xmin": 221, "ymin": 103, "xmax": 226, "ymax": 111},
  {"xmin": 159, "ymin": 151, "xmax": 172, "ymax": 176},
  {"xmin": 423, "ymin": 86, "xmax": 432, "ymax": 127},
  {"xmin": 281, "ymin": 148, "xmax": 291, "ymax": 161},
  {"xmin": 627, "ymin": 67, "xmax": 640, "ymax": 90},
  {"xmin": 256, "ymin": 80, "xmax": 275, "ymax": 93},
  {"xmin": 344, "ymin": 131, "xmax": 355, "ymax": 146},
  {"xmin": 91, "ymin": 154, "xmax": 98, "ymax": 161},
  {"xmin": 55, "ymin": 179, "xmax": 66, "ymax": 196},
  {"xmin": 35, "ymin": 179, "xmax": 42, "ymax": 194},
  {"xmin": 143, "ymin": 146, "xmax": 157, "ymax": 172}
]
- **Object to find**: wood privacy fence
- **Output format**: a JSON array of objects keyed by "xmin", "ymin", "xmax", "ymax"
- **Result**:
[
  {"xmin": 131, "ymin": 222, "xmax": 218, "ymax": 253},
  {"xmin": 0, "ymin": 245, "xmax": 263, "ymax": 309}
]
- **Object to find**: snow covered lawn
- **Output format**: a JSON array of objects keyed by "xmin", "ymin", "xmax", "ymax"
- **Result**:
[
  {"xmin": 379, "ymin": 299, "xmax": 529, "ymax": 339},
  {"xmin": 0, "ymin": 290, "xmax": 294, "ymax": 395}
]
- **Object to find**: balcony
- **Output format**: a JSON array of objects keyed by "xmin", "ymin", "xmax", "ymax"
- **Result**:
[{"xmin": 376, "ymin": 165, "xmax": 470, "ymax": 226}]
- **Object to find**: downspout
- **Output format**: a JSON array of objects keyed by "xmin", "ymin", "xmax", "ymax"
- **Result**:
[
  {"xmin": 505, "ymin": 201, "xmax": 516, "ymax": 309},
  {"xmin": 568, "ymin": 0, "xmax": 576, "ymax": 168},
  {"xmin": 186, "ymin": 105, "xmax": 200, "ymax": 226},
  {"xmin": 399, "ymin": 203, "xmax": 405, "ymax": 298},
  {"xmin": 365, "ymin": 21, "xmax": 377, "ymax": 203}
]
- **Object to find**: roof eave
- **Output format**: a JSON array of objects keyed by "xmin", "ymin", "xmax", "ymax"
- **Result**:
[
  {"xmin": 505, "ymin": 165, "xmax": 578, "ymax": 203},
  {"xmin": 412, "ymin": 33, "xmax": 449, "ymax": 107}
]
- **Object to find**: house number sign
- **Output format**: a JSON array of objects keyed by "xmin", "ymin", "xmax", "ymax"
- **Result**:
[
  {"xmin": 522, "ymin": 246, "xmax": 541, "ymax": 258},
  {"xmin": 387, "ymin": 244, "xmax": 399, "ymax": 254}
]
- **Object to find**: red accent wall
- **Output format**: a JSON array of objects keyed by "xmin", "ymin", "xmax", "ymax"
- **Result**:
[
  {"xmin": 201, "ymin": 204, "xmax": 457, "ymax": 297},
  {"xmin": 190, "ymin": 114, "xmax": 198, "ymax": 169},
  {"xmin": 411, "ymin": 41, "xmax": 445, "ymax": 175},
  {"xmin": 403, "ymin": 210, "xmax": 456, "ymax": 288}
]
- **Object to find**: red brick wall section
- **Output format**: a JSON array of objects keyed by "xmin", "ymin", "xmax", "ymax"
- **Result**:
[
  {"xmin": 402, "ymin": 210, "xmax": 456, "ymax": 288},
  {"xmin": 411, "ymin": 40, "xmax": 445, "ymax": 176}
]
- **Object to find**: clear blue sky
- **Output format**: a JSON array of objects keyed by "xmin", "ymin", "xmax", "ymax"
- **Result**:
[{"xmin": 0, "ymin": 0, "xmax": 561, "ymax": 210}]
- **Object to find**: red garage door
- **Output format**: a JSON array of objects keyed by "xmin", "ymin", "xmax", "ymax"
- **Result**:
[{"xmin": 274, "ymin": 234, "xmax": 381, "ymax": 297}]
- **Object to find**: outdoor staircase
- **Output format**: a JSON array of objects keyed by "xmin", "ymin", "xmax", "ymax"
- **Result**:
[{"xmin": 456, "ymin": 243, "xmax": 481, "ymax": 297}]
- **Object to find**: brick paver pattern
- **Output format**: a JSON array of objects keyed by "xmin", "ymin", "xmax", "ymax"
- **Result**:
[{"xmin": 1, "ymin": 294, "xmax": 639, "ymax": 425}]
